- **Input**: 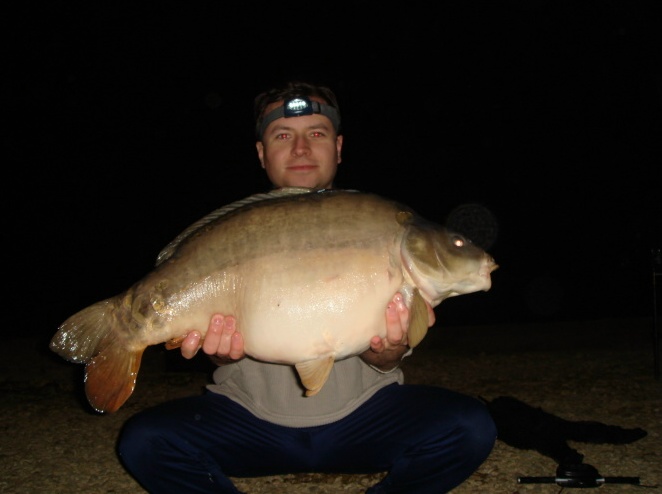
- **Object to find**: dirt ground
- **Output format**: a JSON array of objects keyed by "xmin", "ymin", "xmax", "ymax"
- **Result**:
[{"xmin": 1, "ymin": 317, "xmax": 660, "ymax": 493}]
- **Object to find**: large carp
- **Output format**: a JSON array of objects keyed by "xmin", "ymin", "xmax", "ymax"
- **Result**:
[{"xmin": 51, "ymin": 188, "xmax": 498, "ymax": 413}]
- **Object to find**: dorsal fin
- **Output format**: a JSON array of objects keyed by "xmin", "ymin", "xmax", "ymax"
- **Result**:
[{"xmin": 155, "ymin": 187, "xmax": 314, "ymax": 266}]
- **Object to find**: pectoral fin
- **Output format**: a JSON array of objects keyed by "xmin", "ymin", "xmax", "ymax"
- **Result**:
[
  {"xmin": 295, "ymin": 356, "xmax": 335, "ymax": 397},
  {"xmin": 407, "ymin": 289, "xmax": 429, "ymax": 348}
]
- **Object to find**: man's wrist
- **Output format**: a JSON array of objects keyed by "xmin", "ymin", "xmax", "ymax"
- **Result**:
[{"xmin": 363, "ymin": 346, "xmax": 412, "ymax": 372}]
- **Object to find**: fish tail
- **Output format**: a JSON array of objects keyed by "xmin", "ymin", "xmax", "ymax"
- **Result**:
[
  {"xmin": 50, "ymin": 298, "xmax": 116, "ymax": 362},
  {"xmin": 50, "ymin": 297, "xmax": 143, "ymax": 413},
  {"xmin": 85, "ymin": 344, "xmax": 144, "ymax": 413}
]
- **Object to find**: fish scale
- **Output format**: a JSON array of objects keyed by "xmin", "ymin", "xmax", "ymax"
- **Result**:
[{"xmin": 51, "ymin": 188, "xmax": 498, "ymax": 413}]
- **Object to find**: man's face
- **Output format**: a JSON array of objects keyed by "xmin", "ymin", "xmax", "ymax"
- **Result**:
[{"xmin": 256, "ymin": 98, "xmax": 343, "ymax": 190}]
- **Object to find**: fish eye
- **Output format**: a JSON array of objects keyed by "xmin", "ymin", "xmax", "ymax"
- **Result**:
[{"xmin": 452, "ymin": 236, "xmax": 466, "ymax": 248}]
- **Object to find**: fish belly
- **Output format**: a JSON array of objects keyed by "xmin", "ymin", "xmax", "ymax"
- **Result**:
[{"xmin": 233, "ymin": 248, "xmax": 404, "ymax": 364}]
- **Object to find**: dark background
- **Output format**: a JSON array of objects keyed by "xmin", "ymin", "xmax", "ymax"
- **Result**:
[{"xmin": 7, "ymin": 0, "xmax": 662, "ymax": 341}]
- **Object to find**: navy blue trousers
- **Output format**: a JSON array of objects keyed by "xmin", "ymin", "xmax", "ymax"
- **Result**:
[{"xmin": 117, "ymin": 384, "xmax": 496, "ymax": 493}]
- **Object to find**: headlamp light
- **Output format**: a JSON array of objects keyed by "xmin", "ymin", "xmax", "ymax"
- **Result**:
[{"xmin": 258, "ymin": 96, "xmax": 341, "ymax": 139}]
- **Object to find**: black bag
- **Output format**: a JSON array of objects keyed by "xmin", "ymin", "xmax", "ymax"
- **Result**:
[{"xmin": 482, "ymin": 395, "xmax": 647, "ymax": 464}]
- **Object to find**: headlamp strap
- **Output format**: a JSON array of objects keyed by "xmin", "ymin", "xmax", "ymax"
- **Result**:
[{"xmin": 259, "ymin": 96, "xmax": 340, "ymax": 138}]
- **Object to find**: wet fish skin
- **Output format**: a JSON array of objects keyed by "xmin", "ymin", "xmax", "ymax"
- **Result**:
[{"xmin": 50, "ymin": 188, "xmax": 498, "ymax": 413}]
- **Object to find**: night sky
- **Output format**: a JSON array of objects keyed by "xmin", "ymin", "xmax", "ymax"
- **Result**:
[{"xmin": 8, "ymin": 1, "xmax": 662, "ymax": 341}]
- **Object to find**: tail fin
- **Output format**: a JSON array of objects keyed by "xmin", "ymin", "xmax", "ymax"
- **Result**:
[
  {"xmin": 85, "ymin": 344, "xmax": 144, "ymax": 413},
  {"xmin": 50, "ymin": 299, "xmax": 115, "ymax": 362},
  {"xmin": 50, "ymin": 298, "xmax": 143, "ymax": 413}
]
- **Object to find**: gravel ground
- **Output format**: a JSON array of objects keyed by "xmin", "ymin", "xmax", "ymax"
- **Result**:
[{"xmin": 1, "ymin": 317, "xmax": 660, "ymax": 493}]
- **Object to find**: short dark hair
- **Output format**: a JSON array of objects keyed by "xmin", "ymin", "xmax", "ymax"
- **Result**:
[{"xmin": 253, "ymin": 81, "xmax": 341, "ymax": 140}]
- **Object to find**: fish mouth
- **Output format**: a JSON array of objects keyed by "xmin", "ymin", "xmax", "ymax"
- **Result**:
[
  {"xmin": 483, "ymin": 256, "xmax": 499, "ymax": 275},
  {"xmin": 479, "ymin": 257, "xmax": 499, "ymax": 290}
]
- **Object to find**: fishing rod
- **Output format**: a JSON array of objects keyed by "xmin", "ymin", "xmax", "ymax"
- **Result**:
[{"xmin": 517, "ymin": 463, "xmax": 651, "ymax": 489}]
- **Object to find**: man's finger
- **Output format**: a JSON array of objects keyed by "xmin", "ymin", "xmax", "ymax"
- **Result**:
[{"xmin": 181, "ymin": 331, "xmax": 201, "ymax": 360}]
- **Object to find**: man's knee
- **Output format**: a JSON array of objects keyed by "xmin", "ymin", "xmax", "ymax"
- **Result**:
[
  {"xmin": 117, "ymin": 415, "xmax": 159, "ymax": 466},
  {"xmin": 459, "ymin": 399, "xmax": 497, "ymax": 460}
]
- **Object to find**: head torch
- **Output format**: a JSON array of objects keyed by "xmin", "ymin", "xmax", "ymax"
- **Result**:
[{"xmin": 258, "ymin": 96, "xmax": 341, "ymax": 139}]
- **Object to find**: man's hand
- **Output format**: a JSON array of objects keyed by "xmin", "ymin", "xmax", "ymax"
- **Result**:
[
  {"xmin": 360, "ymin": 292, "xmax": 435, "ymax": 371},
  {"xmin": 180, "ymin": 314, "xmax": 245, "ymax": 364}
]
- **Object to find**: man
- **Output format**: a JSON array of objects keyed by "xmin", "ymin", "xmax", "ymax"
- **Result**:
[{"xmin": 118, "ymin": 81, "xmax": 496, "ymax": 493}]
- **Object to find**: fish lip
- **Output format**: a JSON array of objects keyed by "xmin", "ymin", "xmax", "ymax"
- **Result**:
[
  {"xmin": 483, "ymin": 255, "xmax": 499, "ymax": 274},
  {"xmin": 478, "ymin": 258, "xmax": 498, "ymax": 290},
  {"xmin": 479, "ymin": 264, "xmax": 498, "ymax": 281}
]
